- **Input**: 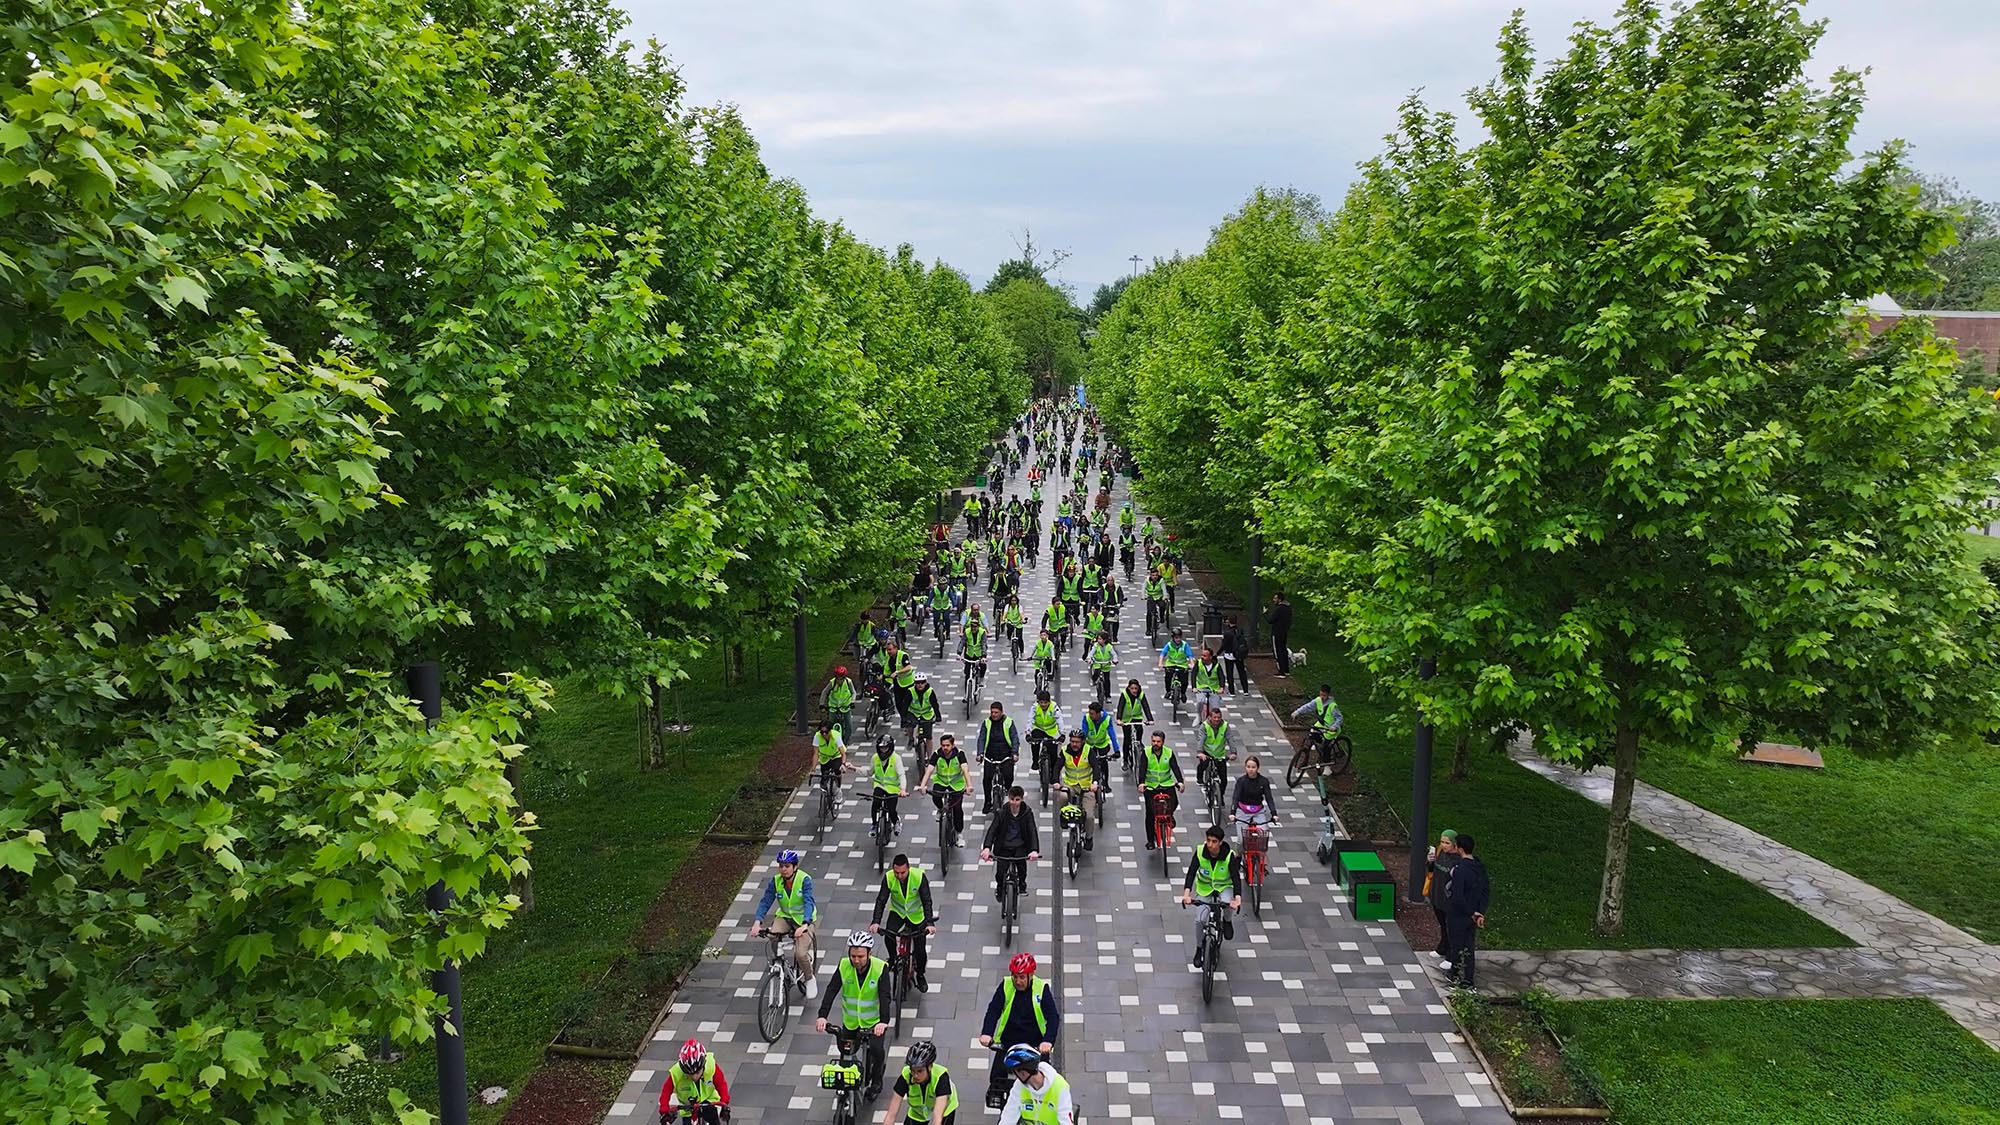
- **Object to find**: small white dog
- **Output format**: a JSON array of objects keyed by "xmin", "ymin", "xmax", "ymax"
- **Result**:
[{"xmin": 1288, "ymin": 648, "xmax": 1308, "ymax": 669}]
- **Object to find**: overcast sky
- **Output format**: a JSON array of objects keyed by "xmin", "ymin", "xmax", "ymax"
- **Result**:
[{"xmin": 618, "ymin": 1, "xmax": 2000, "ymax": 298}]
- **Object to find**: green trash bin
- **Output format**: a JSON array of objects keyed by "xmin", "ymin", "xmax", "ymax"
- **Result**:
[
  {"xmin": 1340, "ymin": 850, "xmax": 1385, "ymax": 891},
  {"xmin": 1332, "ymin": 839, "xmax": 1374, "ymax": 881},
  {"xmin": 975, "ymin": 474, "xmax": 988, "ymax": 490},
  {"xmin": 1351, "ymin": 870, "xmax": 1396, "ymax": 921}
]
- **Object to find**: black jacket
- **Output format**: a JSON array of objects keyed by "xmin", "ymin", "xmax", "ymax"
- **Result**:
[
  {"xmin": 871, "ymin": 868, "xmax": 937, "ymax": 928},
  {"xmin": 1426, "ymin": 851, "xmax": 1462, "ymax": 910},
  {"xmin": 1444, "ymin": 855, "xmax": 1490, "ymax": 918},
  {"xmin": 1221, "ymin": 624, "xmax": 1248, "ymax": 660},
  {"xmin": 1267, "ymin": 601, "xmax": 1293, "ymax": 634},
  {"xmin": 983, "ymin": 801, "xmax": 1039, "ymax": 856}
]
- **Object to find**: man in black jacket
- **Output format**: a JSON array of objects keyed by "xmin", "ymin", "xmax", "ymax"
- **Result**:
[
  {"xmin": 1220, "ymin": 616, "xmax": 1249, "ymax": 693},
  {"xmin": 1267, "ymin": 593, "xmax": 1293, "ymax": 676},
  {"xmin": 980, "ymin": 786, "xmax": 1040, "ymax": 903},
  {"xmin": 1443, "ymin": 833, "xmax": 1491, "ymax": 989}
]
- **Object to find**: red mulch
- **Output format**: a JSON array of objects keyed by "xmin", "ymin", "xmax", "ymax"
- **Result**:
[{"xmin": 501, "ymin": 1058, "xmax": 630, "ymax": 1125}]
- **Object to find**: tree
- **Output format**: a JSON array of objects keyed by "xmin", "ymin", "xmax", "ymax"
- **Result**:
[
  {"xmin": 983, "ymin": 227, "xmax": 1070, "ymax": 295},
  {"xmin": 1264, "ymin": 0, "xmax": 2000, "ymax": 937},
  {"xmin": 1088, "ymin": 277, "xmax": 1130, "ymax": 322},
  {"xmin": 1891, "ymin": 174, "xmax": 2000, "ymax": 310},
  {"xmin": 985, "ymin": 277, "xmax": 1086, "ymax": 398}
]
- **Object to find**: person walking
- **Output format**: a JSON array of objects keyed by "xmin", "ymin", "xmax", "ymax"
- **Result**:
[
  {"xmin": 1266, "ymin": 593, "xmax": 1293, "ymax": 676},
  {"xmin": 1220, "ymin": 616, "xmax": 1249, "ymax": 693},
  {"xmin": 1443, "ymin": 834, "xmax": 1490, "ymax": 989},
  {"xmin": 1424, "ymin": 829, "xmax": 1462, "ymax": 962}
]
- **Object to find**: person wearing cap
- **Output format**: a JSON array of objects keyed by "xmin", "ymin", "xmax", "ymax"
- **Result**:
[
  {"xmin": 978, "ymin": 952, "xmax": 1062, "ymax": 1104},
  {"xmin": 1424, "ymin": 829, "xmax": 1462, "ymax": 963},
  {"xmin": 870, "ymin": 853, "xmax": 938, "ymax": 992},
  {"xmin": 749, "ymin": 850, "xmax": 818, "ymax": 1000},
  {"xmin": 821, "ymin": 666, "xmax": 859, "ymax": 742}
]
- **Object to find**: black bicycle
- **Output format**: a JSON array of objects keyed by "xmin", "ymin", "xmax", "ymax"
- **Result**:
[
  {"xmin": 871, "ymin": 794, "xmax": 896, "ymax": 874},
  {"xmin": 1287, "ymin": 729, "xmax": 1354, "ymax": 789},
  {"xmin": 816, "ymin": 764, "xmax": 841, "ymax": 840},
  {"xmin": 1185, "ymin": 892, "xmax": 1233, "ymax": 1004},
  {"xmin": 819, "ymin": 1027, "xmax": 879, "ymax": 1125},
  {"xmin": 961, "ymin": 660, "xmax": 986, "ymax": 719},
  {"xmin": 881, "ymin": 923, "xmax": 920, "ymax": 1038},
  {"xmin": 1090, "ymin": 665, "xmax": 1111, "ymax": 705},
  {"xmin": 1165, "ymin": 669, "xmax": 1188, "ymax": 724},
  {"xmin": 1030, "ymin": 734, "xmax": 1058, "ymax": 806},
  {"xmin": 994, "ymin": 854, "xmax": 1028, "ymax": 945}
]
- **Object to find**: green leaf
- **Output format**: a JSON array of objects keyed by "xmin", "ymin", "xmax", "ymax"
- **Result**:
[{"xmin": 159, "ymin": 274, "xmax": 209, "ymax": 311}]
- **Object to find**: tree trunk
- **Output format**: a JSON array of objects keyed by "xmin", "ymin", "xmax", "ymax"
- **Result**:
[
  {"xmin": 1449, "ymin": 728, "xmax": 1471, "ymax": 781},
  {"xmin": 730, "ymin": 643, "xmax": 746, "ymax": 685},
  {"xmin": 1593, "ymin": 719, "xmax": 1642, "ymax": 937}
]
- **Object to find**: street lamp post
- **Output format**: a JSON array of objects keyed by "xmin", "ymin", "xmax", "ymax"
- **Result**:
[{"xmin": 404, "ymin": 663, "xmax": 468, "ymax": 1125}]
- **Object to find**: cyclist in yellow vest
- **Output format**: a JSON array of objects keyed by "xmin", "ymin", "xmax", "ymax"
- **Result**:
[
  {"xmin": 996, "ymin": 1045, "xmax": 1075, "ymax": 1125},
  {"xmin": 657, "ymin": 1037, "xmax": 731, "ymax": 1123},
  {"xmin": 882, "ymin": 1040, "xmax": 959, "ymax": 1125},
  {"xmin": 1026, "ymin": 690, "xmax": 1064, "ymax": 784},
  {"xmin": 1289, "ymin": 684, "xmax": 1344, "ymax": 741},
  {"xmin": 1157, "ymin": 627, "xmax": 1195, "ymax": 702},
  {"xmin": 1040, "ymin": 600, "xmax": 1069, "ymax": 652},
  {"xmin": 979, "ymin": 953, "xmax": 1061, "ymax": 1104},
  {"xmin": 820, "ymin": 665, "xmax": 860, "ymax": 742},
  {"xmin": 882, "ymin": 639, "xmax": 915, "ymax": 721},
  {"xmin": 1180, "ymin": 826, "xmax": 1244, "ymax": 969},
  {"xmin": 868, "ymin": 733, "xmax": 909, "ymax": 842},
  {"xmin": 906, "ymin": 672, "xmax": 940, "ymax": 758},
  {"xmin": 918, "ymin": 733, "xmax": 970, "ymax": 847},
  {"xmin": 1029, "ymin": 630, "xmax": 1057, "ymax": 689},
  {"xmin": 1192, "ymin": 647, "xmax": 1225, "ymax": 718},
  {"xmin": 1115, "ymin": 679, "xmax": 1153, "ymax": 759},
  {"xmin": 1140, "ymin": 730, "xmax": 1186, "ymax": 850},
  {"xmin": 749, "ymin": 850, "xmax": 818, "ymax": 1000},
  {"xmin": 1101, "ymin": 575, "xmax": 1125, "ymax": 642},
  {"xmin": 1054, "ymin": 730, "xmax": 1098, "ymax": 851},
  {"xmin": 869, "ymin": 853, "xmax": 937, "ymax": 992},
  {"xmin": 816, "ymin": 930, "xmax": 890, "ymax": 1101},
  {"xmin": 1196, "ymin": 705, "xmax": 1238, "ymax": 795},
  {"xmin": 811, "ymin": 717, "xmax": 849, "ymax": 797}
]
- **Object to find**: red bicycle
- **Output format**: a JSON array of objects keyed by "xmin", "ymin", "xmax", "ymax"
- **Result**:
[
  {"xmin": 1149, "ymin": 790, "xmax": 1177, "ymax": 877},
  {"xmin": 1236, "ymin": 809, "xmax": 1274, "ymax": 918}
]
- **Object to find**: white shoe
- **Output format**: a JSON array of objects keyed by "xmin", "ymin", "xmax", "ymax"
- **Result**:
[
  {"xmin": 955, "ymin": 834, "xmax": 966, "ymax": 847},
  {"xmin": 804, "ymin": 978, "xmax": 819, "ymax": 1001},
  {"xmin": 1439, "ymin": 961, "xmax": 1454, "ymax": 972}
]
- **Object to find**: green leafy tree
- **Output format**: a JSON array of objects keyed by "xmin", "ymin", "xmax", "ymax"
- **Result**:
[
  {"xmin": 1087, "ymin": 276, "xmax": 1130, "ymax": 322},
  {"xmin": 986, "ymin": 277, "xmax": 1085, "ymax": 399},
  {"xmin": 1264, "ymin": 0, "xmax": 2000, "ymax": 936},
  {"xmin": 1891, "ymin": 174, "xmax": 2000, "ymax": 310}
]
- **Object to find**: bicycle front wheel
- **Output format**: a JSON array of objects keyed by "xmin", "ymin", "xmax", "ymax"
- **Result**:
[
  {"xmin": 1286, "ymin": 745, "xmax": 1312, "ymax": 789},
  {"xmin": 1200, "ymin": 935, "xmax": 1216, "ymax": 1003},
  {"xmin": 757, "ymin": 965, "xmax": 787, "ymax": 1042}
]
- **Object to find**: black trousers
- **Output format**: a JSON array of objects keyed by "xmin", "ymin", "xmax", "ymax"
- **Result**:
[
  {"xmin": 1272, "ymin": 629, "xmax": 1292, "ymax": 674},
  {"xmin": 930, "ymin": 787, "xmax": 966, "ymax": 835},
  {"xmin": 1223, "ymin": 655, "xmax": 1247, "ymax": 692},
  {"xmin": 1445, "ymin": 915, "xmax": 1479, "ymax": 986},
  {"xmin": 1431, "ymin": 906, "xmax": 1451, "ymax": 956}
]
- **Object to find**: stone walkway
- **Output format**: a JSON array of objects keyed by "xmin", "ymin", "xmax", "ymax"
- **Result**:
[
  {"xmin": 1494, "ymin": 740, "xmax": 2000, "ymax": 1048},
  {"xmin": 601, "ymin": 431, "xmax": 1507, "ymax": 1123}
]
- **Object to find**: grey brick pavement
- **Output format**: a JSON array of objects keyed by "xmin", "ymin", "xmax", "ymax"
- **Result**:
[{"xmin": 604, "ymin": 432, "xmax": 1505, "ymax": 1123}]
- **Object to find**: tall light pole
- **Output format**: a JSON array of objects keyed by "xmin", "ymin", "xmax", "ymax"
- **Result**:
[{"xmin": 1127, "ymin": 254, "xmax": 1142, "ymax": 278}]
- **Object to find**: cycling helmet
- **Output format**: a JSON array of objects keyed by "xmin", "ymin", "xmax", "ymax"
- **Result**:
[
  {"xmin": 834, "ymin": 665, "xmax": 847, "ymax": 676},
  {"xmin": 847, "ymin": 929, "xmax": 876, "ymax": 950},
  {"xmin": 1009, "ymin": 952, "xmax": 1037, "ymax": 974},
  {"xmin": 914, "ymin": 670, "xmax": 929, "ymax": 682},
  {"xmin": 678, "ymin": 1038, "xmax": 706, "ymax": 1073},
  {"xmin": 1002, "ymin": 1044, "xmax": 1043, "ymax": 1073},
  {"xmin": 906, "ymin": 1040, "xmax": 937, "ymax": 1069},
  {"xmin": 776, "ymin": 849, "xmax": 801, "ymax": 866}
]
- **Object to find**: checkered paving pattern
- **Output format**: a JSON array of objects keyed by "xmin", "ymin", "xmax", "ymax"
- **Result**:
[{"xmin": 604, "ymin": 429, "xmax": 1507, "ymax": 1124}]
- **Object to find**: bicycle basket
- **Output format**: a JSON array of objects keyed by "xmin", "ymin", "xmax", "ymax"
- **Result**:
[
  {"xmin": 1059, "ymin": 803, "xmax": 1084, "ymax": 826},
  {"xmin": 819, "ymin": 1061, "xmax": 862, "ymax": 1090},
  {"xmin": 1244, "ymin": 827, "xmax": 1269, "ymax": 854}
]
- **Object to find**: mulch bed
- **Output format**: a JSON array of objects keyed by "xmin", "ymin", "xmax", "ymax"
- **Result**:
[{"xmin": 501, "ymin": 1058, "xmax": 631, "ymax": 1125}]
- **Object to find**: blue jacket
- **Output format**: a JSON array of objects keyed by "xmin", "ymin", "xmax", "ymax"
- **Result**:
[{"xmin": 754, "ymin": 871, "xmax": 816, "ymax": 924}]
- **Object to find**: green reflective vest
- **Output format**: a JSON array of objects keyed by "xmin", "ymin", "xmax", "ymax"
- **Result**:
[
  {"xmin": 1016, "ymin": 1070, "xmax": 1072, "ymax": 1125},
  {"xmin": 900, "ymin": 1065, "xmax": 958, "ymax": 1121},
  {"xmin": 883, "ymin": 868, "xmax": 927, "ymax": 924},
  {"xmin": 1144, "ymin": 744, "xmax": 1176, "ymax": 788},
  {"xmin": 838, "ymin": 957, "xmax": 886, "ymax": 1030},
  {"xmin": 872, "ymin": 751, "xmax": 900, "ymax": 792},
  {"xmin": 1200, "ymin": 720, "xmax": 1229, "ymax": 760},
  {"xmin": 1002, "ymin": 604, "xmax": 1026, "ymax": 628},
  {"xmin": 995, "ymin": 975, "xmax": 1050, "ymax": 1036},
  {"xmin": 1087, "ymin": 642, "xmax": 1115, "ymax": 671},
  {"xmin": 908, "ymin": 687, "xmax": 938, "ymax": 722},
  {"xmin": 1044, "ymin": 603, "xmax": 1066, "ymax": 630},
  {"xmin": 1162, "ymin": 641, "xmax": 1192, "ymax": 668},
  {"xmin": 1116, "ymin": 690, "xmax": 1148, "ymax": 723},
  {"xmin": 775, "ymin": 871, "xmax": 811, "ymax": 924},
  {"xmin": 1060, "ymin": 747, "xmax": 1093, "ymax": 788},
  {"xmin": 1194, "ymin": 847, "xmax": 1234, "ymax": 898},
  {"xmin": 964, "ymin": 624, "xmax": 987, "ymax": 660},
  {"xmin": 1146, "ymin": 577, "xmax": 1166, "ymax": 600},
  {"xmin": 1080, "ymin": 566, "xmax": 1101, "ymax": 591},
  {"xmin": 885, "ymin": 649, "xmax": 914, "ymax": 689},
  {"xmin": 1311, "ymin": 698, "xmax": 1341, "ymax": 733},
  {"xmin": 1031, "ymin": 639, "xmax": 1055, "ymax": 665},
  {"xmin": 1059, "ymin": 574, "xmax": 1081, "ymax": 600},
  {"xmin": 1195, "ymin": 661, "xmax": 1222, "ymax": 691},
  {"xmin": 1031, "ymin": 703, "xmax": 1061, "ymax": 738},
  {"xmin": 1081, "ymin": 713, "xmax": 1113, "ymax": 750},
  {"xmin": 932, "ymin": 751, "xmax": 968, "ymax": 792},
  {"xmin": 814, "ymin": 732, "xmax": 844, "ymax": 765},
  {"xmin": 828, "ymin": 678, "xmax": 856, "ymax": 710},
  {"xmin": 669, "ymin": 1053, "xmax": 721, "ymax": 1106}
]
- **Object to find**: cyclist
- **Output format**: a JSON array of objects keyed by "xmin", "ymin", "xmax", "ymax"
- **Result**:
[
  {"xmin": 978, "ymin": 955, "xmax": 1061, "ymax": 1105},
  {"xmin": 815, "ymin": 930, "xmax": 891, "ymax": 1102},
  {"xmin": 975, "ymin": 701, "xmax": 1021, "ymax": 812},
  {"xmin": 1054, "ymin": 729, "xmax": 1099, "ymax": 848},
  {"xmin": 870, "ymin": 853, "xmax": 938, "ymax": 993},
  {"xmin": 1040, "ymin": 600, "xmax": 1069, "ymax": 654},
  {"xmin": 964, "ymin": 492, "xmax": 985, "ymax": 539},
  {"xmin": 999, "ymin": 596, "xmax": 1027, "ymax": 657},
  {"xmin": 1196, "ymin": 705, "xmax": 1238, "ymax": 798},
  {"xmin": 1118, "ymin": 500, "xmax": 1135, "ymax": 530},
  {"xmin": 812, "ymin": 718, "xmax": 849, "ymax": 798},
  {"xmin": 853, "ymin": 612, "xmax": 882, "ymax": 676},
  {"xmin": 906, "ymin": 672, "xmax": 940, "ymax": 757},
  {"xmin": 996, "ymin": 1045, "xmax": 1075, "ymax": 1125},
  {"xmin": 882, "ymin": 639, "xmax": 915, "ymax": 723},
  {"xmin": 928, "ymin": 581, "xmax": 955, "ymax": 642},
  {"xmin": 1143, "ymin": 568, "xmax": 1168, "ymax": 635},
  {"xmin": 1100, "ymin": 575, "xmax": 1125, "ymax": 642},
  {"xmin": 881, "ymin": 1040, "xmax": 959, "ymax": 1125},
  {"xmin": 1057, "ymin": 561, "xmax": 1083, "ymax": 621},
  {"xmin": 979, "ymin": 787, "xmax": 1040, "ymax": 905},
  {"xmin": 1025, "ymin": 689, "xmax": 1064, "ymax": 783},
  {"xmin": 1180, "ymin": 826, "xmax": 1244, "ymax": 968},
  {"xmin": 657, "ymin": 1038, "xmax": 731, "ymax": 1124},
  {"xmin": 1288, "ymin": 680, "xmax": 1352, "ymax": 756},
  {"xmin": 889, "ymin": 597, "xmax": 913, "ymax": 647},
  {"xmin": 1078, "ymin": 700, "xmax": 1119, "ymax": 789},
  {"xmin": 1117, "ymin": 525, "xmax": 1138, "ymax": 576},
  {"xmin": 749, "ymin": 849, "xmax": 818, "ymax": 1000},
  {"xmin": 821, "ymin": 667, "xmax": 859, "ymax": 742},
  {"xmin": 1084, "ymin": 632, "xmax": 1117, "ymax": 700},
  {"xmin": 1191, "ymin": 647, "xmax": 1226, "ymax": 718},
  {"xmin": 1114, "ymin": 679, "xmax": 1153, "ymax": 759},
  {"xmin": 1158, "ymin": 627, "xmax": 1195, "ymax": 705},
  {"xmin": 960, "ymin": 612, "xmax": 990, "ymax": 691},
  {"xmin": 1140, "ymin": 730, "xmax": 1186, "ymax": 850},
  {"xmin": 918, "ymin": 733, "xmax": 970, "ymax": 847},
  {"xmin": 1230, "ymin": 755, "xmax": 1278, "ymax": 845},
  {"xmin": 1029, "ymin": 628, "xmax": 1057, "ymax": 692},
  {"xmin": 868, "ymin": 733, "xmax": 909, "ymax": 842}
]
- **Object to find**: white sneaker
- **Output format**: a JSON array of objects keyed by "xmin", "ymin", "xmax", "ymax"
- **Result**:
[
  {"xmin": 955, "ymin": 834, "xmax": 966, "ymax": 847},
  {"xmin": 1439, "ymin": 961, "xmax": 1454, "ymax": 972},
  {"xmin": 804, "ymin": 978, "xmax": 819, "ymax": 1001}
]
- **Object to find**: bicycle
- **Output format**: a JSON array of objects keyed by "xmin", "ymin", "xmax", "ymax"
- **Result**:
[
  {"xmin": 1030, "ymin": 734, "xmax": 1058, "ymax": 806},
  {"xmin": 1286, "ymin": 729, "xmax": 1354, "ymax": 789},
  {"xmin": 1201, "ymin": 762, "xmax": 1225, "ymax": 830},
  {"xmin": 1055, "ymin": 789, "xmax": 1094, "ymax": 880},
  {"xmin": 961, "ymin": 660, "xmax": 986, "ymax": 719},
  {"xmin": 1184, "ymin": 892, "xmax": 1233, "ymax": 1004},
  {"xmin": 1164, "ymin": 669, "xmax": 1188, "ymax": 724},
  {"xmin": 933, "ymin": 786, "xmax": 960, "ymax": 867},
  {"xmin": 1149, "ymin": 790, "xmax": 1177, "ymax": 878},
  {"xmin": 1236, "ymin": 810, "xmax": 1273, "ymax": 919},
  {"xmin": 816, "ymin": 764, "xmax": 842, "ymax": 841},
  {"xmin": 861, "ymin": 684, "xmax": 892, "ymax": 739},
  {"xmin": 1089, "ymin": 666, "xmax": 1111, "ymax": 705},
  {"xmin": 1032, "ymin": 656, "xmax": 1055, "ymax": 700},
  {"xmin": 1146, "ymin": 598, "xmax": 1164, "ymax": 641},
  {"xmin": 881, "ymin": 923, "xmax": 920, "ymax": 1038},
  {"xmin": 871, "ymin": 794, "xmax": 897, "ymax": 874},
  {"xmin": 1119, "ymin": 724, "xmax": 1141, "ymax": 774},
  {"xmin": 818, "ymin": 1027, "xmax": 878, "ymax": 1125},
  {"xmin": 757, "ymin": 931, "xmax": 812, "ymax": 1042},
  {"xmin": 992, "ymin": 853, "xmax": 1029, "ymax": 945}
]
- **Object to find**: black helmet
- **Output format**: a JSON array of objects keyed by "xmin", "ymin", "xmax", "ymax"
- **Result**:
[{"xmin": 906, "ymin": 1040, "xmax": 937, "ymax": 1069}]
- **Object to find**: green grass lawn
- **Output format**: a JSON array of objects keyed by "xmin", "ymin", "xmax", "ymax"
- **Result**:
[
  {"xmin": 1550, "ymin": 998, "xmax": 2000, "ymax": 1124},
  {"xmin": 1962, "ymin": 531, "xmax": 2000, "ymax": 566},
  {"xmin": 1183, "ymin": 531, "xmax": 1848, "ymax": 951},
  {"xmin": 320, "ymin": 588, "xmax": 878, "ymax": 1122}
]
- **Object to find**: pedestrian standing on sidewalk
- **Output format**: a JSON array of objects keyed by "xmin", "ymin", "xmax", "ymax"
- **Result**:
[
  {"xmin": 1267, "ymin": 593, "xmax": 1293, "ymax": 676},
  {"xmin": 1443, "ymin": 834, "xmax": 1490, "ymax": 989},
  {"xmin": 1220, "ymin": 616, "xmax": 1248, "ymax": 693},
  {"xmin": 1424, "ymin": 829, "xmax": 1461, "ymax": 961}
]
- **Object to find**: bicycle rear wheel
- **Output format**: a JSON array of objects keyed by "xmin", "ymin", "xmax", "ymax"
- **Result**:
[
  {"xmin": 757, "ymin": 965, "xmax": 787, "ymax": 1042},
  {"xmin": 1327, "ymin": 735, "xmax": 1354, "ymax": 775},
  {"xmin": 1002, "ymin": 881, "xmax": 1017, "ymax": 944},
  {"xmin": 1285, "ymin": 744, "xmax": 1312, "ymax": 789}
]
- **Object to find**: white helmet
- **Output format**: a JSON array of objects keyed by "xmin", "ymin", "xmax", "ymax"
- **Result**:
[{"xmin": 846, "ymin": 929, "xmax": 876, "ymax": 950}]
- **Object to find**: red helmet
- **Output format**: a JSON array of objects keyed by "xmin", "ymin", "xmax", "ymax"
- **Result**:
[
  {"xmin": 678, "ymin": 1038, "xmax": 706, "ymax": 1073},
  {"xmin": 1009, "ymin": 952, "xmax": 1037, "ymax": 975},
  {"xmin": 834, "ymin": 665, "xmax": 847, "ymax": 676}
]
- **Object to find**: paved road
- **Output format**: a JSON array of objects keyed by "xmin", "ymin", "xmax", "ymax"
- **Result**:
[{"xmin": 604, "ymin": 426, "xmax": 1506, "ymax": 1124}]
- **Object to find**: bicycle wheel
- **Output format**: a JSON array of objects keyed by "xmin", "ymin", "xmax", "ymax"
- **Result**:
[
  {"xmin": 1002, "ymin": 881, "xmax": 1017, "ymax": 944},
  {"xmin": 961, "ymin": 687, "xmax": 971, "ymax": 720},
  {"xmin": 1248, "ymin": 856, "xmax": 1263, "ymax": 919},
  {"xmin": 1327, "ymin": 736, "xmax": 1354, "ymax": 775},
  {"xmin": 831, "ymin": 1091, "xmax": 854, "ymax": 1125},
  {"xmin": 1200, "ymin": 930, "xmax": 1216, "ymax": 1003},
  {"xmin": 1286, "ymin": 744, "xmax": 1312, "ymax": 789},
  {"xmin": 757, "ymin": 964, "xmax": 787, "ymax": 1042},
  {"xmin": 1067, "ymin": 831, "xmax": 1080, "ymax": 880},
  {"xmin": 885, "ymin": 955, "xmax": 904, "ymax": 1038}
]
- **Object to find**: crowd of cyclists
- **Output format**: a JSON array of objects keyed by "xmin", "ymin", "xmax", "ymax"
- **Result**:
[{"xmin": 659, "ymin": 397, "xmax": 1345, "ymax": 1125}]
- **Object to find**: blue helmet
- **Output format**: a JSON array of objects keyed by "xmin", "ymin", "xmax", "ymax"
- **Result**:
[
  {"xmin": 776, "ymin": 849, "xmax": 801, "ymax": 866},
  {"xmin": 1002, "ymin": 1044, "xmax": 1043, "ymax": 1074}
]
